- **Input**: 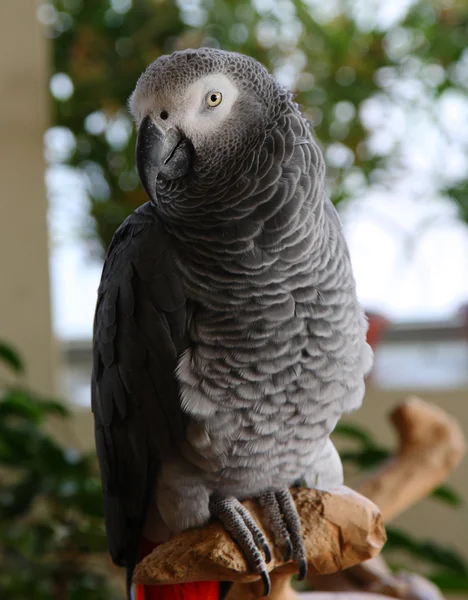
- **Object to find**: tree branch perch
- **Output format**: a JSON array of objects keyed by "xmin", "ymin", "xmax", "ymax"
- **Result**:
[
  {"xmin": 308, "ymin": 397, "xmax": 466, "ymax": 600},
  {"xmin": 358, "ymin": 396, "xmax": 466, "ymax": 521},
  {"xmin": 134, "ymin": 487, "xmax": 385, "ymax": 591},
  {"xmin": 133, "ymin": 397, "xmax": 465, "ymax": 599}
]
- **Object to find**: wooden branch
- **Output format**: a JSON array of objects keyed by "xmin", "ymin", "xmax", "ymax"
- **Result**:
[
  {"xmin": 134, "ymin": 487, "xmax": 385, "ymax": 593},
  {"xmin": 308, "ymin": 397, "xmax": 466, "ymax": 600},
  {"xmin": 133, "ymin": 397, "xmax": 465, "ymax": 599},
  {"xmin": 358, "ymin": 396, "xmax": 466, "ymax": 522}
]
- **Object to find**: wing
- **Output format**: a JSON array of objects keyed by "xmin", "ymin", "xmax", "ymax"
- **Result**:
[{"xmin": 91, "ymin": 202, "xmax": 188, "ymax": 570}]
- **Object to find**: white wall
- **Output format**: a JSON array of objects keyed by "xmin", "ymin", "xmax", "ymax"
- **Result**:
[{"xmin": 0, "ymin": 0, "xmax": 56, "ymax": 394}]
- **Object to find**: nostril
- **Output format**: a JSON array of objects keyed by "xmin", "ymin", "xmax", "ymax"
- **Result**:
[{"xmin": 160, "ymin": 110, "xmax": 168, "ymax": 120}]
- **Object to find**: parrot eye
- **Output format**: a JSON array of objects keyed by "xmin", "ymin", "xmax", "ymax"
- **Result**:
[{"xmin": 207, "ymin": 91, "xmax": 222, "ymax": 107}]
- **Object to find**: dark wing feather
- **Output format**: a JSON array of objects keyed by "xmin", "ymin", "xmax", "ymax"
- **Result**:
[{"xmin": 91, "ymin": 202, "xmax": 188, "ymax": 572}]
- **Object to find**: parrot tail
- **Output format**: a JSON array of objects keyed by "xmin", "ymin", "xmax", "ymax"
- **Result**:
[{"xmin": 135, "ymin": 537, "xmax": 221, "ymax": 600}]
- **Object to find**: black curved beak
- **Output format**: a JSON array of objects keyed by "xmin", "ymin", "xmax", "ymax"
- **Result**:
[{"xmin": 136, "ymin": 115, "xmax": 193, "ymax": 202}]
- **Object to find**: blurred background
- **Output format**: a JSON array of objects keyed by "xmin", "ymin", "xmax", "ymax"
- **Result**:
[{"xmin": 1, "ymin": 0, "xmax": 467, "ymax": 598}]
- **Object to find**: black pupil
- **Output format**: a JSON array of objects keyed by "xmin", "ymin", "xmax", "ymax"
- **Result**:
[
  {"xmin": 210, "ymin": 94, "xmax": 218, "ymax": 103},
  {"xmin": 160, "ymin": 110, "xmax": 168, "ymax": 120}
]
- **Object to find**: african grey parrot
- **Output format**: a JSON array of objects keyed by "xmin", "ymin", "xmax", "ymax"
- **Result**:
[{"xmin": 91, "ymin": 48, "xmax": 372, "ymax": 600}]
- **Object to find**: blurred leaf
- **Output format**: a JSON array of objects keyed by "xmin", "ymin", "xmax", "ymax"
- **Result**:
[
  {"xmin": 0, "ymin": 342, "xmax": 24, "ymax": 374},
  {"xmin": 37, "ymin": 397, "xmax": 70, "ymax": 418},
  {"xmin": 429, "ymin": 572, "xmax": 468, "ymax": 592},
  {"xmin": 431, "ymin": 485, "xmax": 463, "ymax": 507},
  {"xmin": 0, "ymin": 340, "xmax": 121, "ymax": 598},
  {"xmin": 1, "ymin": 471, "xmax": 43, "ymax": 518},
  {"xmin": 334, "ymin": 421, "xmax": 383, "ymax": 448},
  {"xmin": 385, "ymin": 526, "xmax": 468, "ymax": 575},
  {"xmin": 340, "ymin": 448, "xmax": 391, "ymax": 468},
  {"xmin": 0, "ymin": 389, "xmax": 44, "ymax": 423}
]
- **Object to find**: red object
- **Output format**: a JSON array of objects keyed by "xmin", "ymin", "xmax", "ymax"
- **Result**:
[
  {"xmin": 135, "ymin": 538, "xmax": 220, "ymax": 600},
  {"xmin": 365, "ymin": 311, "xmax": 390, "ymax": 351}
]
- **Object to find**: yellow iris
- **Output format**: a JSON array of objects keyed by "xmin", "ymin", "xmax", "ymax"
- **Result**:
[{"xmin": 207, "ymin": 91, "xmax": 222, "ymax": 107}]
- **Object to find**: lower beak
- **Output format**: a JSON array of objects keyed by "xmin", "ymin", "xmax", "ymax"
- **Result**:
[{"xmin": 136, "ymin": 115, "xmax": 193, "ymax": 202}]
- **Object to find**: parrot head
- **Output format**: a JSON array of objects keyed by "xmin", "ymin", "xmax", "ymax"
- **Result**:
[{"xmin": 129, "ymin": 48, "xmax": 283, "ymax": 207}]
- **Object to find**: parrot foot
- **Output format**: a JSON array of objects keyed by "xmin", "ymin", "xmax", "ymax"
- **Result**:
[
  {"xmin": 257, "ymin": 487, "xmax": 307, "ymax": 581},
  {"xmin": 209, "ymin": 495, "xmax": 272, "ymax": 596}
]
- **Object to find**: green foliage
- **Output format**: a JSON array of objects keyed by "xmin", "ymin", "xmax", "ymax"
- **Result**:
[
  {"xmin": 0, "ymin": 342, "xmax": 123, "ymax": 600},
  {"xmin": 44, "ymin": 0, "xmax": 468, "ymax": 251},
  {"xmin": 1, "ymin": 336, "xmax": 466, "ymax": 596},
  {"xmin": 385, "ymin": 525, "xmax": 468, "ymax": 591},
  {"xmin": 431, "ymin": 483, "xmax": 463, "ymax": 507},
  {"xmin": 430, "ymin": 572, "xmax": 468, "ymax": 592},
  {"xmin": 0, "ymin": 341, "xmax": 25, "ymax": 374},
  {"xmin": 333, "ymin": 420, "xmax": 468, "ymax": 591},
  {"xmin": 385, "ymin": 526, "xmax": 468, "ymax": 576}
]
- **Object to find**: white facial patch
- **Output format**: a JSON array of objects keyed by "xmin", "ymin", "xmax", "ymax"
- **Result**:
[
  {"xmin": 181, "ymin": 74, "xmax": 239, "ymax": 139},
  {"xmin": 128, "ymin": 86, "xmax": 150, "ymax": 125},
  {"xmin": 129, "ymin": 72, "xmax": 239, "ymax": 141}
]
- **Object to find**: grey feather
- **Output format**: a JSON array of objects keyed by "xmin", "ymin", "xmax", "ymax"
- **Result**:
[{"xmin": 93, "ymin": 47, "xmax": 373, "ymax": 587}]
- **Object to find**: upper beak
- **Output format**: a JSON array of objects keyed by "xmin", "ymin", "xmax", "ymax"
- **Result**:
[{"xmin": 136, "ymin": 115, "xmax": 193, "ymax": 202}]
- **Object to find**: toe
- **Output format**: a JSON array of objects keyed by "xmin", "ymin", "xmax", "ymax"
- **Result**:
[
  {"xmin": 283, "ymin": 538, "xmax": 293, "ymax": 562},
  {"xmin": 298, "ymin": 558, "xmax": 307, "ymax": 580},
  {"xmin": 258, "ymin": 489, "xmax": 292, "ymax": 562},
  {"xmin": 261, "ymin": 570, "xmax": 271, "ymax": 596},
  {"xmin": 210, "ymin": 495, "xmax": 271, "ymax": 580},
  {"xmin": 275, "ymin": 488, "xmax": 307, "ymax": 577},
  {"xmin": 235, "ymin": 502, "xmax": 272, "ymax": 563}
]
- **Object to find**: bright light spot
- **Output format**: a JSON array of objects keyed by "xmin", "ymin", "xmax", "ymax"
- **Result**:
[
  {"xmin": 230, "ymin": 23, "xmax": 248, "ymax": 44},
  {"xmin": 44, "ymin": 127, "xmax": 76, "ymax": 163},
  {"xmin": 106, "ymin": 116, "xmax": 132, "ymax": 150},
  {"xmin": 351, "ymin": 0, "xmax": 420, "ymax": 31},
  {"xmin": 82, "ymin": 162, "xmax": 111, "ymax": 200},
  {"xmin": 275, "ymin": 63, "xmax": 297, "ymax": 88},
  {"xmin": 296, "ymin": 72, "xmax": 315, "ymax": 92},
  {"xmin": 85, "ymin": 112, "xmax": 107, "ymax": 136},
  {"xmin": 274, "ymin": 50, "xmax": 307, "ymax": 89},
  {"xmin": 334, "ymin": 101, "xmax": 356, "ymax": 122},
  {"xmin": 280, "ymin": 20, "xmax": 303, "ymax": 48},
  {"xmin": 182, "ymin": 8, "xmax": 207, "ymax": 27},
  {"xmin": 176, "ymin": 0, "xmax": 206, "ymax": 27},
  {"xmin": 326, "ymin": 143, "xmax": 354, "ymax": 168},
  {"xmin": 301, "ymin": 0, "xmax": 341, "ymax": 24},
  {"xmin": 423, "ymin": 64, "xmax": 445, "ymax": 87},
  {"xmin": 450, "ymin": 48, "xmax": 468, "ymax": 88},
  {"xmin": 37, "ymin": 3, "xmax": 57, "ymax": 25},
  {"xmin": 384, "ymin": 27, "xmax": 413, "ymax": 60},
  {"xmin": 110, "ymin": 0, "xmax": 132, "ymax": 14},
  {"xmin": 50, "ymin": 73, "xmax": 74, "ymax": 101},
  {"xmin": 256, "ymin": 21, "xmax": 277, "ymax": 48},
  {"xmin": 438, "ymin": 89, "xmax": 468, "ymax": 141},
  {"xmin": 374, "ymin": 66, "xmax": 397, "ymax": 88},
  {"xmin": 56, "ymin": 11, "xmax": 74, "ymax": 32}
]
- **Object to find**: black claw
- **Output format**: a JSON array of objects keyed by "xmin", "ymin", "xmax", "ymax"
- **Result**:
[
  {"xmin": 263, "ymin": 543, "xmax": 272, "ymax": 563},
  {"xmin": 283, "ymin": 539, "xmax": 293, "ymax": 562},
  {"xmin": 297, "ymin": 559, "xmax": 307, "ymax": 581},
  {"xmin": 261, "ymin": 570, "xmax": 271, "ymax": 596}
]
